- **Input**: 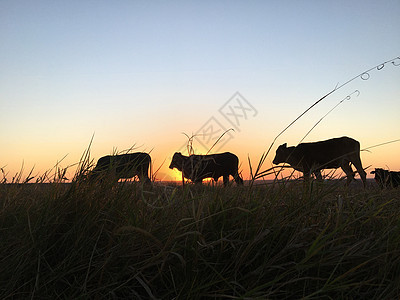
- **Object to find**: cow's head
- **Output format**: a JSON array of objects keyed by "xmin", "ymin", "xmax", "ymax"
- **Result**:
[
  {"xmin": 273, "ymin": 143, "xmax": 289, "ymax": 165},
  {"xmin": 169, "ymin": 152, "xmax": 184, "ymax": 171}
]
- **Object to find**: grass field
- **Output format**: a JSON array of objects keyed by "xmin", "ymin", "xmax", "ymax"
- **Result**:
[{"xmin": 1, "ymin": 173, "xmax": 399, "ymax": 299}]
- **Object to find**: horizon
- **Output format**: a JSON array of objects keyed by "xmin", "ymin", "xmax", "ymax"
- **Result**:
[{"xmin": 2, "ymin": 134, "xmax": 398, "ymax": 183}]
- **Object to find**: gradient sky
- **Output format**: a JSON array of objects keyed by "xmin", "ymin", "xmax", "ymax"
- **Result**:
[{"xmin": 1, "ymin": 0, "xmax": 399, "ymax": 182}]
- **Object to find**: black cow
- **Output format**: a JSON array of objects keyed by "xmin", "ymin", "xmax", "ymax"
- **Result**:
[
  {"xmin": 371, "ymin": 168, "xmax": 400, "ymax": 189},
  {"xmin": 169, "ymin": 152, "xmax": 243, "ymax": 186},
  {"xmin": 91, "ymin": 152, "xmax": 151, "ymax": 184},
  {"xmin": 273, "ymin": 136, "xmax": 367, "ymax": 186}
]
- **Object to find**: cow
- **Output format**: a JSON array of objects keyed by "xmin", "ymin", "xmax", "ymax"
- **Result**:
[
  {"xmin": 169, "ymin": 152, "xmax": 243, "ymax": 186},
  {"xmin": 272, "ymin": 136, "xmax": 367, "ymax": 186},
  {"xmin": 371, "ymin": 168, "xmax": 400, "ymax": 189},
  {"xmin": 90, "ymin": 152, "xmax": 151, "ymax": 184}
]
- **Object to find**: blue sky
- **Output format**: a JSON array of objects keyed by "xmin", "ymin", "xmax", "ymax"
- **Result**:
[{"xmin": 1, "ymin": 0, "xmax": 399, "ymax": 181}]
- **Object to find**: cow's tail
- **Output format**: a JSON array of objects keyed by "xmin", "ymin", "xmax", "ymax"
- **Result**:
[
  {"xmin": 234, "ymin": 154, "xmax": 244, "ymax": 185},
  {"xmin": 149, "ymin": 155, "xmax": 153, "ymax": 182}
]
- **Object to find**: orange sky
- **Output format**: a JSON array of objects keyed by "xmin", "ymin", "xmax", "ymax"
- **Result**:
[
  {"xmin": 1, "ymin": 2, "xmax": 399, "ymax": 183},
  {"xmin": 2, "ymin": 80, "xmax": 399, "ymax": 183},
  {"xmin": 2, "ymin": 123, "xmax": 399, "ymax": 183}
]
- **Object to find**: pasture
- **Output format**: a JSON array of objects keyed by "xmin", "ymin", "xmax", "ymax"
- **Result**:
[{"xmin": 1, "ymin": 172, "xmax": 399, "ymax": 299}]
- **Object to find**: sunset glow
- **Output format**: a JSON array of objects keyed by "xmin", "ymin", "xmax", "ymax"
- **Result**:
[{"xmin": 1, "ymin": 1, "xmax": 399, "ymax": 184}]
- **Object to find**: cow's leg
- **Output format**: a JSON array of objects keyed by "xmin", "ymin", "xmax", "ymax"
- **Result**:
[
  {"xmin": 394, "ymin": 174, "xmax": 400, "ymax": 188},
  {"xmin": 384, "ymin": 173, "xmax": 391, "ymax": 188},
  {"xmin": 375, "ymin": 177, "xmax": 384, "ymax": 189},
  {"xmin": 303, "ymin": 171, "xmax": 312, "ymax": 182},
  {"xmin": 138, "ymin": 172, "xmax": 151, "ymax": 185},
  {"xmin": 313, "ymin": 170, "xmax": 323, "ymax": 182},
  {"xmin": 387, "ymin": 173, "xmax": 393, "ymax": 188},
  {"xmin": 341, "ymin": 163, "xmax": 355, "ymax": 186},
  {"xmin": 233, "ymin": 172, "xmax": 244, "ymax": 185},
  {"xmin": 213, "ymin": 175, "xmax": 220, "ymax": 185},
  {"xmin": 351, "ymin": 156, "xmax": 367, "ymax": 187},
  {"xmin": 223, "ymin": 175, "xmax": 229, "ymax": 187}
]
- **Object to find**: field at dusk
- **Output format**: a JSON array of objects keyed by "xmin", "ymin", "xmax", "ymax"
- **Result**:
[{"xmin": 1, "ymin": 171, "xmax": 400, "ymax": 298}]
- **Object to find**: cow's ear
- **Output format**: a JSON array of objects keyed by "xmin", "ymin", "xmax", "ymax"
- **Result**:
[{"xmin": 283, "ymin": 143, "xmax": 287, "ymax": 148}]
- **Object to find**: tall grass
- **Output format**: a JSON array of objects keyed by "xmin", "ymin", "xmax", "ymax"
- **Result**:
[{"xmin": 1, "ymin": 162, "xmax": 399, "ymax": 299}]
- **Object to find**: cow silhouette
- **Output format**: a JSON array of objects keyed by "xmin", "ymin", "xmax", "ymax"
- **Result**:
[
  {"xmin": 169, "ymin": 152, "xmax": 243, "ymax": 186},
  {"xmin": 91, "ymin": 152, "xmax": 151, "ymax": 184},
  {"xmin": 371, "ymin": 168, "xmax": 400, "ymax": 189},
  {"xmin": 273, "ymin": 136, "xmax": 367, "ymax": 186}
]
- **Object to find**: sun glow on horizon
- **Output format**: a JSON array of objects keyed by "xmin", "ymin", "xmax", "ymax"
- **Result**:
[{"xmin": 1, "ymin": 2, "xmax": 399, "ymax": 184}]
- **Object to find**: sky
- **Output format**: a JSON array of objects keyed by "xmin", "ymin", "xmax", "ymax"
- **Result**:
[{"xmin": 1, "ymin": 0, "xmax": 399, "ymax": 182}]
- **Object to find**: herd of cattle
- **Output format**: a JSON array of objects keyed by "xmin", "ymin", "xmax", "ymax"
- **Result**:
[{"xmin": 89, "ymin": 136, "xmax": 399, "ymax": 189}]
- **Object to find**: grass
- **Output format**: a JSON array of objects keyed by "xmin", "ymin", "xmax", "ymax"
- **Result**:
[{"xmin": 1, "ymin": 169, "xmax": 399, "ymax": 299}]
